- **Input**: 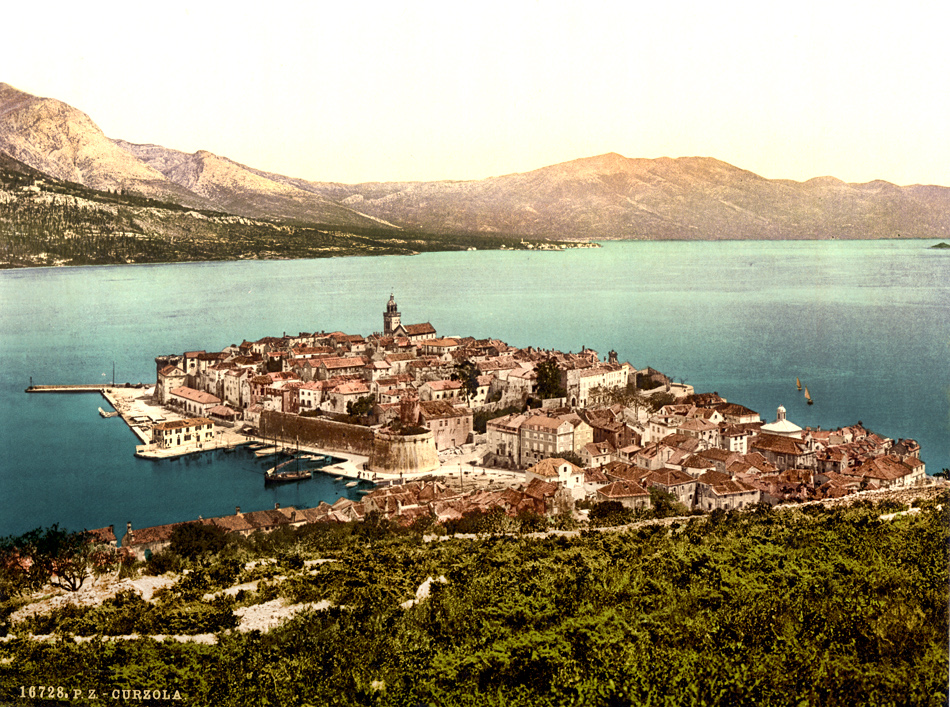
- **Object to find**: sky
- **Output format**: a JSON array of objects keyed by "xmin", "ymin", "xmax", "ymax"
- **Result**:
[{"xmin": 6, "ymin": 0, "xmax": 948, "ymax": 186}]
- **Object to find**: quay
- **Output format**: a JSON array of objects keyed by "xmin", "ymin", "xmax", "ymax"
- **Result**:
[
  {"xmin": 23, "ymin": 382, "xmax": 498, "ymax": 488},
  {"xmin": 25, "ymin": 383, "xmax": 148, "ymax": 393}
]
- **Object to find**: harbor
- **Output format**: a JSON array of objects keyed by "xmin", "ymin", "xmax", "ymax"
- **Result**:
[{"xmin": 26, "ymin": 381, "xmax": 374, "ymax": 483}]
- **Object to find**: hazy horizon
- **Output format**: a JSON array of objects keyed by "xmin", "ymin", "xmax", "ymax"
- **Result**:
[{"xmin": 7, "ymin": 1, "xmax": 948, "ymax": 187}]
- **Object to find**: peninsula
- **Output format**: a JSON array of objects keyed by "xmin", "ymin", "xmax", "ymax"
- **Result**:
[
  {"xmin": 6, "ymin": 297, "xmax": 946, "ymax": 707},
  {"xmin": 106, "ymin": 294, "xmax": 932, "ymax": 555}
]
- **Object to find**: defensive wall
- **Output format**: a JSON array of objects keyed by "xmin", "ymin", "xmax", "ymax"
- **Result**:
[
  {"xmin": 368, "ymin": 429, "xmax": 440, "ymax": 477},
  {"xmin": 260, "ymin": 411, "xmax": 375, "ymax": 456}
]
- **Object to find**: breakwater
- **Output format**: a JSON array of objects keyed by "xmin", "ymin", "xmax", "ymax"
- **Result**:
[{"xmin": 25, "ymin": 384, "xmax": 148, "ymax": 393}]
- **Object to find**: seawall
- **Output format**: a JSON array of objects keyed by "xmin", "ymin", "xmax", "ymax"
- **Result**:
[
  {"xmin": 368, "ymin": 429, "xmax": 440, "ymax": 477},
  {"xmin": 259, "ymin": 411, "xmax": 375, "ymax": 456}
]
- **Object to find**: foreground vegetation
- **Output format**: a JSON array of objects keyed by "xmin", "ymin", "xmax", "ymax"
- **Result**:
[{"xmin": 1, "ymin": 493, "xmax": 946, "ymax": 706}]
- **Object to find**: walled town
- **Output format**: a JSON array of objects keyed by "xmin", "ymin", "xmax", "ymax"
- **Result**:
[{"xmin": 118, "ymin": 295, "xmax": 931, "ymax": 557}]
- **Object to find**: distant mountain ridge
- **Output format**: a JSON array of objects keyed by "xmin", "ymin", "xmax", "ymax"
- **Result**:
[{"xmin": 1, "ymin": 82, "xmax": 948, "ymax": 241}]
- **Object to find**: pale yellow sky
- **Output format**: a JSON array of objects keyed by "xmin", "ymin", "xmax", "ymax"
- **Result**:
[{"xmin": 8, "ymin": 0, "xmax": 948, "ymax": 186}]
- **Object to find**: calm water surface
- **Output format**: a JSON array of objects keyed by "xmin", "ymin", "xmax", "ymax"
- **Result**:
[{"xmin": 1, "ymin": 240, "xmax": 947, "ymax": 537}]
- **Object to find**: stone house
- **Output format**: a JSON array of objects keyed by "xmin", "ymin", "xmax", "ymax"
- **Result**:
[
  {"xmin": 696, "ymin": 448, "xmax": 744, "ymax": 475},
  {"xmin": 419, "ymin": 379, "xmax": 463, "ymax": 402},
  {"xmin": 419, "ymin": 400, "xmax": 473, "ymax": 450},
  {"xmin": 421, "ymin": 338, "xmax": 461, "ymax": 356},
  {"xmin": 520, "ymin": 415, "xmax": 576, "ymax": 467},
  {"xmin": 525, "ymin": 458, "xmax": 586, "ymax": 499},
  {"xmin": 326, "ymin": 380, "xmax": 371, "ymax": 414},
  {"xmin": 712, "ymin": 402, "xmax": 761, "ymax": 425},
  {"xmin": 677, "ymin": 418, "xmax": 720, "ymax": 448},
  {"xmin": 643, "ymin": 468, "xmax": 697, "ymax": 509},
  {"xmin": 151, "ymin": 417, "xmax": 214, "ymax": 450},
  {"xmin": 317, "ymin": 357, "xmax": 368, "ymax": 381},
  {"xmin": 86, "ymin": 526, "xmax": 118, "ymax": 548},
  {"xmin": 581, "ymin": 440, "xmax": 615, "ymax": 468},
  {"xmin": 122, "ymin": 521, "xmax": 193, "ymax": 561},
  {"xmin": 695, "ymin": 470, "xmax": 761, "ymax": 511},
  {"xmin": 392, "ymin": 322, "xmax": 437, "ymax": 343},
  {"xmin": 485, "ymin": 412, "xmax": 528, "ymax": 467},
  {"xmin": 296, "ymin": 381, "xmax": 324, "ymax": 413},
  {"xmin": 156, "ymin": 365, "xmax": 186, "ymax": 404},
  {"xmin": 167, "ymin": 387, "xmax": 222, "ymax": 416},
  {"xmin": 719, "ymin": 423, "xmax": 761, "ymax": 454},
  {"xmin": 851, "ymin": 455, "xmax": 926, "ymax": 488},
  {"xmin": 596, "ymin": 480, "xmax": 652, "ymax": 510},
  {"xmin": 223, "ymin": 368, "xmax": 251, "ymax": 409},
  {"xmin": 749, "ymin": 433, "xmax": 816, "ymax": 471}
]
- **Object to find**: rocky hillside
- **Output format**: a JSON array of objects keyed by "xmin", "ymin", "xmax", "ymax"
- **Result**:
[
  {"xmin": 112, "ymin": 139, "xmax": 398, "ymax": 228},
  {"xmin": 0, "ymin": 156, "xmax": 528, "ymax": 268},
  {"xmin": 0, "ymin": 83, "xmax": 390, "ymax": 231},
  {"xmin": 321, "ymin": 153, "xmax": 950, "ymax": 240},
  {"xmin": 3, "ymin": 82, "xmax": 950, "ymax": 241},
  {"xmin": 0, "ymin": 83, "xmax": 208, "ymax": 209}
]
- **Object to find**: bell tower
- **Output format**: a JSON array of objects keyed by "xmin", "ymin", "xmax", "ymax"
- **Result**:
[{"xmin": 383, "ymin": 293, "xmax": 401, "ymax": 336}]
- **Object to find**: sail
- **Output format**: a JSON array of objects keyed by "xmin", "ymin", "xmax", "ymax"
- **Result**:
[{"xmin": 796, "ymin": 377, "xmax": 802, "ymax": 390}]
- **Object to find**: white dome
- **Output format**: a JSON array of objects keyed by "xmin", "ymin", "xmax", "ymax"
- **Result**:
[{"xmin": 761, "ymin": 405, "xmax": 803, "ymax": 438}]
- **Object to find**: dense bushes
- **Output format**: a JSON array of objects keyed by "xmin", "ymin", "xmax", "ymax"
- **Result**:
[
  {"xmin": 1, "ymin": 497, "xmax": 947, "ymax": 705},
  {"xmin": 17, "ymin": 588, "xmax": 237, "ymax": 637}
]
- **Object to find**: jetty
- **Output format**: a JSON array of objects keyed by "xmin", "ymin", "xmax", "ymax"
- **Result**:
[{"xmin": 26, "ymin": 384, "xmax": 123, "ymax": 393}]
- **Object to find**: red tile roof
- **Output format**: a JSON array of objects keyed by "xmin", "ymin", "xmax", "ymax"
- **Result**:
[
  {"xmin": 403, "ymin": 323, "xmax": 436, "ymax": 335},
  {"xmin": 598, "ymin": 480, "xmax": 649, "ymax": 499}
]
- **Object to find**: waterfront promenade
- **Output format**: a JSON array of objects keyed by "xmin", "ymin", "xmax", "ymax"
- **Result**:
[{"xmin": 27, "ymin": 382, "xmax": 529, "ymax": 489}]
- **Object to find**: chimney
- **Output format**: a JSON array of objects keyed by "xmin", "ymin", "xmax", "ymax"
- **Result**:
[
  {"xmin": 235, "ymin": 506, "xmax": 241, "ymax": 515},
  {"xmin": 126, "ymin": 522, "xmax": 134, "ymax": 543},
  {"xmin": 275, "ymin": 502, "xmax": 280, "ymax": 509}
]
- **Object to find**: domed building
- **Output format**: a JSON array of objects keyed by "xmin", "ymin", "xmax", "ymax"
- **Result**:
[{"xmin": 760, "ymin": 405, "xmax": 803, "ymax": 439}]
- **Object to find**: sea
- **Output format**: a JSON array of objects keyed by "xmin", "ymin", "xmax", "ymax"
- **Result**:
[{"xmin": 0, "ymin": 240, "xmax": 947, "ymax": 538}]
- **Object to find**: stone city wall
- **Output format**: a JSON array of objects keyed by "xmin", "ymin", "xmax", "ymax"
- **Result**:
[
  {"xmin": 368, "ymin": 429, "xmax": 440, "ymax": 476},
  {"xmin": 260, "ymin": 411, "xmax": 375, "ymax": 456}
]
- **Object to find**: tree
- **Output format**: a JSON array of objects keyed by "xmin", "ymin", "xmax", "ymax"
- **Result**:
[
  {"xmin": 558, "ymin": 450, "xmax": 586, "ymax": 468},
  {"xmin": 647, "ymin": 392, "xmax": 677, "ymax": 411},
  {"xmin": 588, "ymin": 501, "xmax": 634, "ymax": 527},
  {"xmin": 0, "ymin": 525, "xmax": 106, "ymax": 593},
  {"xmin": 535, "ymin": 360, "xmax": 565, "ymax": 400},
  {"xmin": 168, "ymin": 523, "xmax": 230, "ymax": 560},
  {"xmin": 648, "ymin": 486, "xmax": 688, "ymax": 518},
  {"xmin": 588, "ymin": 385, "xmax": 611, "ymax": 408},
  {"xmin": 451, "ymin": 360, "xmax": 481, "ymax": 403},
  {"xmin": 346, "ymin": 395, "xmax": 374, "ymax": 419},
  {"xmin": 608, "ymin": 381, "xmax": 648, "ymax": 420}
]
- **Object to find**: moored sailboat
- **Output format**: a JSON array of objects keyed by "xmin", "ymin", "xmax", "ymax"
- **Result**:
[{"xmin": 265, "ymin": 437, "xmax": 312, "ymax": 483}]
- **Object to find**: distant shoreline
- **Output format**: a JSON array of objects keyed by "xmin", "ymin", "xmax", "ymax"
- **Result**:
[{"xmin": 2, "ymin": 237, "xmax": 944, "ymax": 272}]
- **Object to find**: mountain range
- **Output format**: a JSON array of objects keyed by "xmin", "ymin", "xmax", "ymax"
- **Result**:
[{"xmin": 2, "ymin": 81, "xmax": 948, "ymax": 241}]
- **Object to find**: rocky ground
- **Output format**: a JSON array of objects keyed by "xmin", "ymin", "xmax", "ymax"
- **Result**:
[
  {"xmin": 3, "ymin": 559, "xmax": 342, "ymax": 642},
  {"xmin": 4, "ymin": 484, "xmax": 943, "ymax": 644}
]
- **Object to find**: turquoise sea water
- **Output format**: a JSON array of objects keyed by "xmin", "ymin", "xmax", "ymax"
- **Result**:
[{"xmin": 1, "ymin": 240, "xmax": 948, "ymax": 537}]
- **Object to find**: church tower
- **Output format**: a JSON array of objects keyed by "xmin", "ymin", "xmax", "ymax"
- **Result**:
[{"xmin": 383, "ymin": 294, "xmax": 401, "ymax": 336}]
